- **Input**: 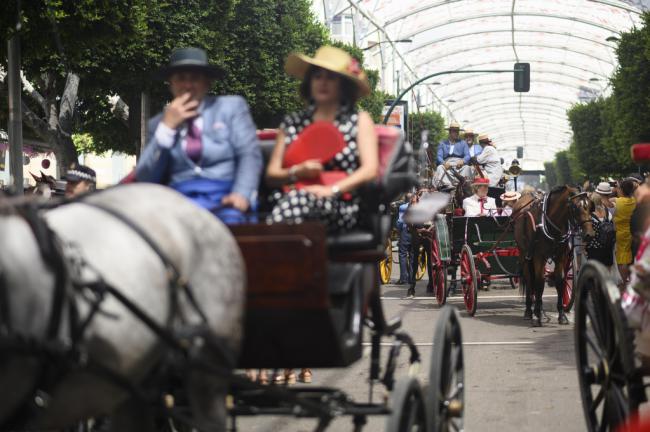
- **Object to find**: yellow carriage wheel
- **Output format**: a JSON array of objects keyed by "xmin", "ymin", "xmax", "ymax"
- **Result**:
[
  {"xmin": 416, "ymin": 247, "xmax": 427, "ymax": 281},
  {"xmin": 379, "ymin": 238, "xmax": 392, "ymax": 284}
]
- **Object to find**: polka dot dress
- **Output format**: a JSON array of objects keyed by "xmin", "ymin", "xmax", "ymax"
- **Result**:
[{"xmin": 267, "ymin": 105, "xmax": 362, "ymax": 232}]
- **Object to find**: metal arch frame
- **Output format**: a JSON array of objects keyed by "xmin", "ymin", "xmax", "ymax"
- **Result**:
[
  {"xmin": 461, "ymin": 107, "xmax": 569, "ymax": 122},
  {"xmin": 412, "ymin": 43, "xmax": 615, "ymax": 69},
  {"xmin": 453, "ymin": 94, "xmax": 577, "ymax": 112},
  {"xmin": 489, "ymin": 127, "xmax": 571, "ymax": 138},
  {"xmin": 458, "ymin": 101, "xmax": 570, "ymax": 114},
  {"xmin": 468, "ymin": 111, "xmax": 569, "ymax": 125},
  {"xmin": 381, "ymin": 0, "xmax": 641, "ymax": 27},
  {"xmin": 491, "ymin": 132, "xmax": 571, "ymax": 143},
  {"xmin": 444, "ymin": 86, "xmax": 583, "ymax": 107},
  {"xmin": 436, "ymin": 79, "xmax": 598, "ymax": 100},
  {"xmin": 437, "ymin": 73, "xmax": 600, "ymax": 95},
  {"xmin": 477, "ymin": 121, "xmax": 570, "ymax": 133},
  {"xmin": 405, "ymin": 28, "xmax": 617, "ymax": 55},
  {"xmin": 417, "ymin": 59, "xmax": 611, "ymax": 80},
  {"xmin": 399, "ymin": 12, "xmax": 622, "ymax": 40},
  {"xmin": 427, "ymin": 66, "xmax": 608, "ymax": 90}
]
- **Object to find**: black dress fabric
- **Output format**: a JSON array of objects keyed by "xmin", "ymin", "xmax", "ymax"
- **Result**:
[{"xmin": 267, "ymin": 105, "xmax": 362, "ymax": 232}]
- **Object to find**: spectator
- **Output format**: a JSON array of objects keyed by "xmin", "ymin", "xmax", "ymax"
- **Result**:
[
  {"xmin": 614, "ymin": 179, "xmax": 637, "ymax": 285},
  {"xmin": 395, "ymin": 193, "xmax": 413, "ymax": 285},
  {"xmin": 586, "ymin": 194, "xmax": 616, "ymax": 276},
  {"xmin": 64, "ymin": 164, "xmax": 96, "ymax": 197}
]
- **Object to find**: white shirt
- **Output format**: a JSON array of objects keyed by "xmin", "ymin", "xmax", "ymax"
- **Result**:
[
  {"xmin": 154, "ymin": 101, "xmax": 206, "ymax": 150},
  {"xmin": 475, "ymin": 145, "xmax": 503, "ymax": 186},
  {"xmin": 463, "ymin": 194, "xmax": 497, "ymax": 217}
]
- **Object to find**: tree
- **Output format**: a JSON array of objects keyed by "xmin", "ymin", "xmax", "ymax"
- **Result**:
[
  {"xmin": 544, "ymin": 161, "xmax": 558, "ymax": 189},
  {"xmin": 408, "ymin": 111, "xmax": 445, "ymax": 152},
  {"xmin": 566, "ymin": 98, "xmax": 612, "ymax": 180},
  {"xmin": 554, "ymin": 150, "xmax": 574, "ymax": 186}
]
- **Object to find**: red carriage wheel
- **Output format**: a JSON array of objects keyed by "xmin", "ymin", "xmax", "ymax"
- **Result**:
[
  {"xmin": 459, "ymin": 244, "xmax": 478, "ymax": 316},
  {"xmin": 562, "ymin": 251, "xmax": 576, "ymax": 313},
  {"xmin": 431, "ymin": 233, "xmax": 447, "ymax": 306}
]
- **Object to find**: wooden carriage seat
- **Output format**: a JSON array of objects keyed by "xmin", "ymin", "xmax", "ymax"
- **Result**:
[{"xmin": 233, "ymin": 126, "xmax": 414, "ymax": 368}]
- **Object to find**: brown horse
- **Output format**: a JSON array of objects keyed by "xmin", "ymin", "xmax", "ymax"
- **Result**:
[{"xmin": 513, "ymin": 186, "xmax": 594, "ymax": 327}]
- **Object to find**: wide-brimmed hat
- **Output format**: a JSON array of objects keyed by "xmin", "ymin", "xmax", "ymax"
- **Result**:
[
  {"xmin": 448, "ymin": 121, "xmax": 461, "ymax": 130},
  {"xmin": 65, "ymin": 164, "xmax": 96, "ymax": 183},
  {"xmin": 478, "ymin": 133, "xmax": 491, "ymax": 143},
  {"xmin": 500, "ymin": 191, "xmax": 521, "ymax": 201},
  {"xmin": 625, "ymin": 173, "xmax": 644, "ymax": 184},
  {"xmin": 464, "ymin": 128, "xmax": 474, "ymax": 136},
  {"xmin": 472, "ymin": 177, "xmax": 490, "ymax": 186},
  {"xmin": 156, "ymin": 47, "xmax": 224, "ymax": 80},
  {"xmin": 285, "ymin": 46, "xmax": 371, "ymax": 97},
  {"xmin": 595, "ymin": 181, "xmax": 613, "ymax": 195}
]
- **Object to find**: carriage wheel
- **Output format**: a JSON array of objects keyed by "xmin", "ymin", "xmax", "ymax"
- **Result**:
[
  {"xmin": 428, "ymin": 306, "xmax": 464, "ymax": 432},
  {"xmin": 385, "ymin": 376, "xmax": 428, "ymax": 432},
  {"xmin": 380, "ymin": 237, "xmax": 392, "ymax": 284},
  {"xmin": 575, "ymin": 262, "xmax": 644, "ymax": 432},
  {"xmin": 562, "ymin": 249, "xmax": 577, "ymax": 313},
  {"xmin": 416, "ymin": 246, "xmax": 427, "ymax": 281},
  {"xmin": 431, "ymin": 234, "xmax": 447, "ymax": 306},
  {"xmin": 459, "ymin": 245, "xmax": 478, "ymax": 316}
]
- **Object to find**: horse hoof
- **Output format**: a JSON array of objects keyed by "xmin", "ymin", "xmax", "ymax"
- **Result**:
[
  {"xmin": 558, "ymin": 314, "xmax": 570, "ymax": 325},
  {"xmin": 532, "ymin": 318, "xmax": 543, "ymax": 327},
  {"xmin": 523, "ymin": 310, "xmax": 533, "ymax": 320}
]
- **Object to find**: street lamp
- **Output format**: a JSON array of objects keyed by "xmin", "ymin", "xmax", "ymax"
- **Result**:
[
  {"xmin": 606, "ymin": 35, "xmax": 620, "ymax": 43},
  {"xmin": 447, "ymin": 99, "xmax": 456, "ymax": 103},
  {"xmin": 361, "ymin": 39, "xmax": 413, "ymax": 51}
]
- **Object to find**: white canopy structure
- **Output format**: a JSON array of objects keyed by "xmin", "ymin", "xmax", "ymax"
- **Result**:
[{"xmin": 313, "ymin": 0, "xmax": 649, "ymax": 170}]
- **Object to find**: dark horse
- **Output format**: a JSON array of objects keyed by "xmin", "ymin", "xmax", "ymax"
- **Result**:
[{"xmin": 513, "ymin": 186, "xmax": 594, "ymax": 327}]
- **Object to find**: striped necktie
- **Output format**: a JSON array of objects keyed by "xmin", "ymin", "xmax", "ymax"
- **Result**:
[{"xmin": 186, "ymin": 118, "xmax": 202, "ymax": 162}]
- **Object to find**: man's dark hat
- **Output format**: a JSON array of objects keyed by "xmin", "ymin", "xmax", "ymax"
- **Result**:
[
  {"xmin": 156, "ymin": 47, "xmax": 223, "ymax": 80},
  {"xmin": 64, "ymin": 164, "xmax": 96, "ymax": 183}
]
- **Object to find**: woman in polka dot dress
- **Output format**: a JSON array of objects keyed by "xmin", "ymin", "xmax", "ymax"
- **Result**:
[{"xmin": 266, "ymin": 45, "xmax": 379, "ymax": 234}]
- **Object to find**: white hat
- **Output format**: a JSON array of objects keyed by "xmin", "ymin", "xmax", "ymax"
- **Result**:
[{"xmin": 595, "ymin": 182, "xmax": 613, "ymax": 195}]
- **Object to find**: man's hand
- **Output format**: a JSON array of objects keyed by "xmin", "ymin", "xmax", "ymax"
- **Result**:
[
  {"xmin": 162, "ymin": 93, "xmax": 199, "ymax": 129},
  {"xmin": 456, "ymin": 160, "xmax": 464, "ymax": 168},
  {"xmin": 295, "ymin": 159, "xmax": 323, "ymax": 179},
  {"xmin": 443, "ymin": 161, "xmax": 451, "ymax": 170},
  {"xmin": 221, "ymin": 192, "xmax": 250, "ymax": 212}
]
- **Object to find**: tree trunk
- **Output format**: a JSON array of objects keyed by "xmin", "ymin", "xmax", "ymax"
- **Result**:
[{"xmin": 53, "ymin": 134, "xmax": 78, "ymax": 178}]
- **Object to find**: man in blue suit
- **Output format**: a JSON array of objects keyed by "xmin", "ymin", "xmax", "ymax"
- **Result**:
[
  {"xmin": 136, "ymin": 47, "xmax": 262, "ymax": 224},
  {"xmin": 434, "ymin": 121, "xmax": 472, "ymax": 187}
]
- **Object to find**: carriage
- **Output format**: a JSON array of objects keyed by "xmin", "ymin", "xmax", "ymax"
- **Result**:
[
  {"xmin": 574, "ymin": 261, "xmax": 647, "ymax": 432},
  {"xmin": 223, "ymin": 127, "xmax": 466, "ymax": 431}
]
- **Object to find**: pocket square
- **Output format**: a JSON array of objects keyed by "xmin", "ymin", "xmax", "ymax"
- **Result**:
[{"xmin": 212, "ymin": 121, "xmax": 227, "ymax": 131}]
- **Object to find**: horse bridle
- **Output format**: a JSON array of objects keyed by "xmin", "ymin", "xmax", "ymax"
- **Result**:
[{"xmin": 541, "ymin": 189, "xmax": 592, "ymax": 242}]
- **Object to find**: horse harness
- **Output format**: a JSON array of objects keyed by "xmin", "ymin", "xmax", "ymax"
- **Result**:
[
  {"xmin": 522, "ymin": 188, "xmax": 590, "ymax": 260},
  {"xmin": 0, "ymin": 198, "xmax": 234, "ymax": 429}
]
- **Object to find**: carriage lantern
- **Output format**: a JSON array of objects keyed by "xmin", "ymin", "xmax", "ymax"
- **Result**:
[{"xmin": 508, "ymin": 159, "xmax": 522, "ymax": 190}]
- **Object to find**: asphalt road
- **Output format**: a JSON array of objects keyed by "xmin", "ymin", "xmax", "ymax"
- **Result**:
[{"xmin": 235, "ymin": 274, "xmax": 586, "ymax": 432}]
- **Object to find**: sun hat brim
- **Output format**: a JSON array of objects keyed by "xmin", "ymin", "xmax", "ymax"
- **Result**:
[
  {"xmin": 500, "ymin": 192, "xmax": 521, "ymax": 201},
  {"xmin": 285, "ymin": 52, "xmax": 371, "ymax": 97}
]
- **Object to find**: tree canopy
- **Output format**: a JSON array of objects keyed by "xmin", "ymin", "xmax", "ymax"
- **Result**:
[{"xmin": 556, "ymin": 11, "xmax": 650, "ymax": 184}]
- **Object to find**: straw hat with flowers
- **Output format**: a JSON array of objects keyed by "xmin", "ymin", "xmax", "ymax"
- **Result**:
[{"xmin": 285, "ymin": 46, "xmax": 371, "ymax": 97}]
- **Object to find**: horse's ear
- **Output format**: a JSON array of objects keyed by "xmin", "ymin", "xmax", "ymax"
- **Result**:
[{"xmin": 29, "ymin": 172, "xmax": 40, "ymax": 182}]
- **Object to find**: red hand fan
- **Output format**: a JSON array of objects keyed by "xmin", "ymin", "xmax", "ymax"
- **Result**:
[
  {"xmin": 283, "ymin": 121, "xmax": 347, "ymax": 167},
  {"xmin": 283, "ymin": 121, "xmax": 349, "ymax": 189}
]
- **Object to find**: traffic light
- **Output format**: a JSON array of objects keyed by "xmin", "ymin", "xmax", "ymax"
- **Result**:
[
  {"xmin": 514, "ymin": 63, "xmax": 530, "ymax": 92},
  {"xmin": 516, "ymin": 146, "xmax": 524, "ymax": 158}
]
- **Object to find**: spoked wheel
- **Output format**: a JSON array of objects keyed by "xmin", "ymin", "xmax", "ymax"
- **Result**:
[
  {"xmin": 562, "ymin": 246, "xmax": 578, "ymax": 313},
  {"xmin": 459, "ymin": 244, "xmax": 478, "ymax": 316},
  {"xmin": 428, "ymin": 306, "xmax": 464, "ymax": 432},
  {"xmin": 380, "ymin": 237, "xmax": 392, "ymax": 284},
  {"xmin": 575, "ymin": 261, "xmax": 644, "ymax": 432},
  {"xmin": 416, "ymin": 247, "xmax": 427, "ymax": 281},
  {"xmin": 385, "ymin": 376, "xmax": 428, "ymax": 432},
  {"xmin": 431, "ymin": 231, "xmax": 448, "ymax": 306}
]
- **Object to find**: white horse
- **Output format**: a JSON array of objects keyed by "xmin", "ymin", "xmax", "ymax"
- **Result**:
[{"xmin": 0, "ymin": 184, "xmax": 245, "ymax": 431}]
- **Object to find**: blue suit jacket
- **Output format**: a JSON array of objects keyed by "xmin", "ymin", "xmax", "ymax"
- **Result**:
[
  {"xmin": 436, "ymin": 139, "xmax": 470, "ymax": 164},
  {"xmin": 136, "ymin": 95, "xmax": 262, "ymax": 203}
]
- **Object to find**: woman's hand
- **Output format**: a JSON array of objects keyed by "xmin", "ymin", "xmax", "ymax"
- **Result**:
[
  {"xmin": 294, "ymin": 160, "xmax": 323, "ymax": 179},
  {"xmin": 303, "ymin": 184, "xmax": 334, "ymax": 198}
]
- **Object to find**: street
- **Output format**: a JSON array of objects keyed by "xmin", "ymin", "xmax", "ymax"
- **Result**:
[{"xmin": 236, "ymin": 276, "xmax": 586, "ymax": 431}]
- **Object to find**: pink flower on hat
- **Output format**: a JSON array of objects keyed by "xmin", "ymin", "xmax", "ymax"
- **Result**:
[{"xmin": 348, "ymin": 58, "xmax": 361, "ymax": 76}]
